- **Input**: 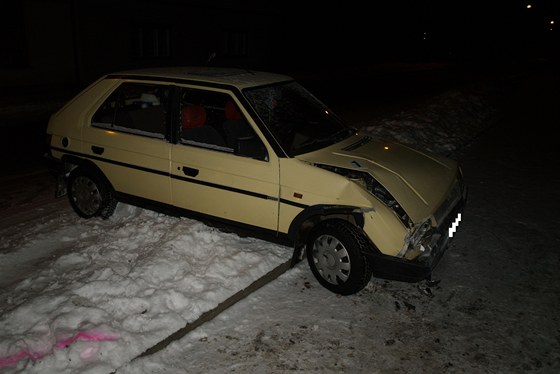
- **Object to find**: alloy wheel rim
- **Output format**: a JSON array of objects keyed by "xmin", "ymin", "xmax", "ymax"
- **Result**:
[
  {"xmin": 71, "ymin": 176, "xmax": 101, "ymax": 216},
  {"xmin": 312, "ymin": 234, "xmax": 351, "ymax": 285}
]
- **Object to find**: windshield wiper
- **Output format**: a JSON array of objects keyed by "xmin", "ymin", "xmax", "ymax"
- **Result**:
[{"xmin": 329, "ymin": 127, "xmax": 357, "ymax": 142}]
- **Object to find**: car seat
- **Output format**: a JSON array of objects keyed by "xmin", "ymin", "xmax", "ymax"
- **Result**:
[
  {"xmin": 181, "ymin": 104, "xmax": 225, "ymax": 146},
  {"xmin": 224, "ymin": 99, "xmax": 243, "ymax": 121},
  {"xmin": 182, "ymin": 104, "xmax": 207, "ymax": 129},
  {"xmin": 223, "ymin": 100, "xmax": 251, "ymax": 146}
]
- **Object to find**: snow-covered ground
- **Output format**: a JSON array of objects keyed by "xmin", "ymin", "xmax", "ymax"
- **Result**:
[{"xmin": 1, "ymin": 69, "xmax": 559, "ymax": 373}]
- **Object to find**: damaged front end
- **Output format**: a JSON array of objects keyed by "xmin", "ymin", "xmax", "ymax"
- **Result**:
[
  {"xmin": 379, "ymin": 177, "xmax": 467, "ymax": 282},
  {"xmin": 317, "ymin": 162, "xmax": 467, "ymax": 283}
]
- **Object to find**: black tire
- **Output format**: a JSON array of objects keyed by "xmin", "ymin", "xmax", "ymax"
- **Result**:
[
  {"xmin": 67, "ymin": 167, "xmax": 117, "ymax": 219},
  {"xmin": 306, "ymin": 220, "xmax": 373, "ymax": 295}
]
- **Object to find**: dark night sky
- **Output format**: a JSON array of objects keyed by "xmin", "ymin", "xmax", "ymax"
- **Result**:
[
  {"xmin": 0, "ymin": 0, "xmax": 558, "ymax": 78},
  {"xmin": 287, "ymin": 0, "xmax": 559, "ymax": 64}
]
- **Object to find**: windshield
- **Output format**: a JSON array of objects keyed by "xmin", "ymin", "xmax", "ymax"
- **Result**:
[{"xmin": 244, "ymin": 81, "xmax": 355, "ymax": 156}]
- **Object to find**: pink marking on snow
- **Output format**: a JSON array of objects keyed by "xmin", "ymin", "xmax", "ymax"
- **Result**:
[
  {"xmin": 79, "ymin": 346, "xmax": 99, "ymax": 360},
  {"xmin": 0, "ymin": 350, "xmax": 45, "ymax": 368},
  {"xmin": 0, "ymin": 330, "xmax": 119, "ymax": 368}
]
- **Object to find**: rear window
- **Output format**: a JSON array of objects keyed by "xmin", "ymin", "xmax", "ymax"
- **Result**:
[{"xmin": 92, "ymin": 82, "xmax": 170, "ymax": 139}]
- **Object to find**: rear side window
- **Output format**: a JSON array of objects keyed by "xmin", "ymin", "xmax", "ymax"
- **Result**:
[{"xmin": 92, "ymin": 82, "xmax": 170, "ymax": 139}]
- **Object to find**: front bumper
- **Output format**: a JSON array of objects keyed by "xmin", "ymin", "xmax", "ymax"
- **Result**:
[{"xmin": 365, "ymin": 190, "xmax": 467, "ymax": 283}]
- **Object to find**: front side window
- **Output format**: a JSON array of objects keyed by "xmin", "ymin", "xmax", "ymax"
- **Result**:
[
  {"xmin": 92, "ymin": 82, "xmax": 170, "ymax": 139},
  {"xmin": 244, "ymin": 82, "xmax": 353, "ymax": 156},
  {"xmin": 178, "ymin": 87, "xmax": 267, "ymax": 160}
]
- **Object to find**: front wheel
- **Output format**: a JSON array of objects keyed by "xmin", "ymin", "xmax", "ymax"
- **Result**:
[
  {"xmin": 306, "ymin": 220, "xmax": 373, "ymax": 295},
  {"xmin": 67, "ymin": 167, "xmax": 117, "ymax": 219}
]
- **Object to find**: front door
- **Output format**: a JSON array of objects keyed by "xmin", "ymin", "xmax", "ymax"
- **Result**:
[{"xmin": 170, "ymin": 87, "xmax": 279, "ymax": 231}]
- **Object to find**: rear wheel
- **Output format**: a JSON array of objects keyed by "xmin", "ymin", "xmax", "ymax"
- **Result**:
[
  {"xmin": 67, "ymin": 167, "xmax": 117, "ymax": 219},
  {"xmin": 306, "ymin": 220, "xmax": 373, "ymax": 295}
]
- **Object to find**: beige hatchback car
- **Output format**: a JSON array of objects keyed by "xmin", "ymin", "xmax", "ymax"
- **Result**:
[{"xmin": 45, "ymin": 67, "xmax": 466, "ymax": 295}]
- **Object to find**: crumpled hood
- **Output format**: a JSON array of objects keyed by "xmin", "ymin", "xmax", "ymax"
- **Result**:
[{"xmin": 297, "ymin": 135, "xmax": 458, "ymax": 222}]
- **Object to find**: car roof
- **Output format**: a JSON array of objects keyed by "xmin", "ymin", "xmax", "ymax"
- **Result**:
[{"xmin": 107, "ymin": 66, "xmax": 293, "ymax": 89}]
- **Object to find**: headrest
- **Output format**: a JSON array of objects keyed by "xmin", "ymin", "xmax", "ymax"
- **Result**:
[
  {"xmin": 182, "ymin": 104, "xmax": 207, "ymax": 129},
  {"xmin": 224, "ymin": 100, "xmax": 242, "ymax": 121}
]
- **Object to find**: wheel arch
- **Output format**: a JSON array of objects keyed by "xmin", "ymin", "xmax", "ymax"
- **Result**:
[
  {"xmin": 288, "ymin": 204, "xmax": 367, "ymax": 250},
  {"xmin": 61, "ymin": 155, "xmax": 115, "ymax": 192}
]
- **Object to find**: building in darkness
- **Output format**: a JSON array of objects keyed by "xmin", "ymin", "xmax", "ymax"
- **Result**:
[{"xmin": 1, "ymin": 0, "xmax": 558, "ymax": 91}]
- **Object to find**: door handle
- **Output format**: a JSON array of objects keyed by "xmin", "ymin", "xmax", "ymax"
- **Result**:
[
  {"xmin": 91, "ymin": 146, "xmax": 104, "ymax": 155},
  {"xmin": 182, "ymin": 166, "xmax": 199, "ymax": 177}
]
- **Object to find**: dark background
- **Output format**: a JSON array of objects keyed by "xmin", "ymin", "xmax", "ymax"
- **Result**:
[{"xmin": 1, "ymin": 0, "xmax": 558, "ymax": 89}]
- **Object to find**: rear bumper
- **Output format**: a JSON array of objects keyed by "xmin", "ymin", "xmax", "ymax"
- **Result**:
[{"xmin": 44, "ymin": 153, "xmax": 67, "ymax": 197}]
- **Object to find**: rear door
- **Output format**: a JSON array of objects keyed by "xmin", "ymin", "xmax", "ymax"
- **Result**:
[{"xmin": 83, "ymin": 81, "xmax": 172, "ymax": 204}]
